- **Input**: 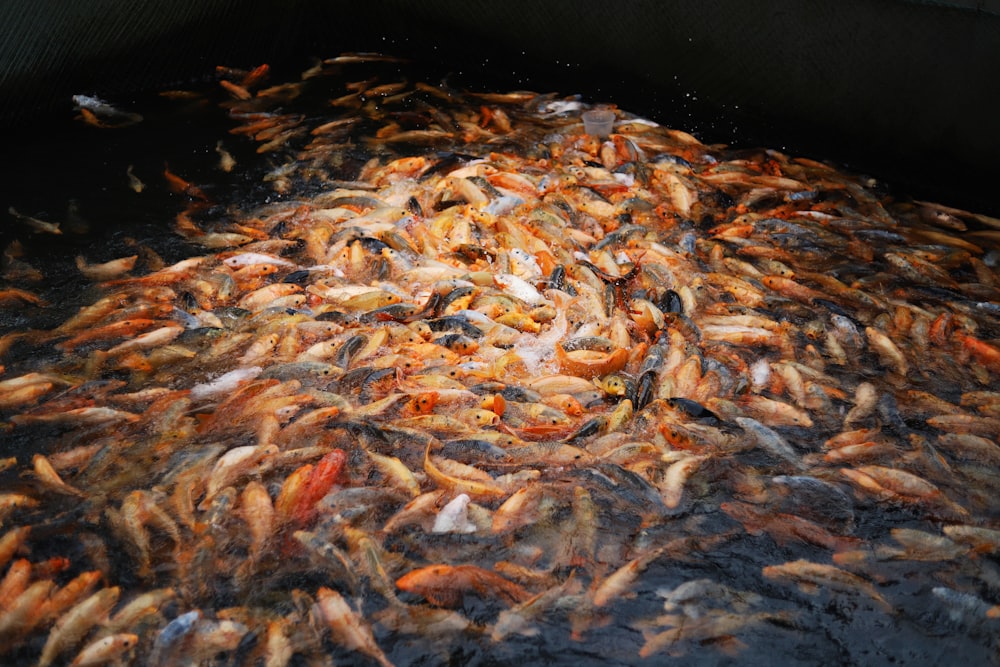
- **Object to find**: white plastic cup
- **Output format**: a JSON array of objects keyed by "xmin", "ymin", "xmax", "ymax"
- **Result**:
[{"xmin": 582, "ymin": 108, "xmax": 615, "ymax": 138}]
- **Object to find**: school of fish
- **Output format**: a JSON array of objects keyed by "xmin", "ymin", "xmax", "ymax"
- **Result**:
[{"xmin": 1, "ymin": 53, "xmax": 1000, "ymax": 665}]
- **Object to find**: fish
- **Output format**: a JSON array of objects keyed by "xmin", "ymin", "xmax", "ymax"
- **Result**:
[
  {"xmin": 189, "ymin": 366, "xmax": 263, "ymax": 400},
  {"xmin": 865, "ymin": 326, "xmax": 909, "ymax": 375},
  {"xmin": 0, "ymin": 287, "xmax": 47, "ymax": 307},
  {"xmin": 0, "ymin": 50, "xmax": 998, "ymax": 666},
  {"xmin": 10, "ymin": 407, "xmax": 141, "ymax": 426},
  {"xmin": 38, "ymin": 586, "xmax": 121, "ymax": 667},
  {"xmin": 0, "ymin": 579, "xmax": 56, "ymax": 640},
  {"xmin": 874, "ymin": 528, "xmax": 968, "ymax": 562},
  {"xmin": 101, "ymin": 588, "xmax": 176, "ymax": 636},
  {"xmin": 491, "ymin": 573, "xmax": 582, "ymax": 641},
  {"xmin": 215, "ymin": 141, "xmax": 236, "ymax": 172},
  {"xmin": 0, "ymin": 527, "xmax": 31, "ymax": 570},
  {"xmin": 592, "ymin": 546, "xmax": 668, "ymax": 608},
  {"xmin": 430, "ymin": 493, "xmax": 478, "ymax": 534},
  {"xmin": 639, "ymin": 610, "xmax": 793, "ymax": 658},
  {"xmin": 126, "ymin": 165, "xmax": 145, "ymax": 193},
  {"xmin": 396, "ymin": 564, "xmax": 532, "ymax": 607},
  {"xmin": 72, "ymin": 95, "xmax": 143, "ymax": 127},
  {"xmin": 147, "ymin": 609, "xmax": 201, "ymax": 665},
  {"xmin": 762, "ymin": 560, "xmax": 893, "ymax": 613},
  {"xmin": 32, "ymin": 454, "xmax": 86, "ymax": 497},
  {"xmin": 239, "ymin": 480, "xmax": 274, "ymax": 565},
  {"xmin": 658, "ymin": 455, "xmax": 708, "ymax": 509},
  {"xmin": 312, "ymin": 587, "xmax": 394, "ymax": 667},
  {"xmin": 76, "ymin": 254, "xmax": 140, "ymax": 281},
  {"xmin": 69, "ymin": 633, "xmax": 138, "ymax": 667},
  {"xmin": 55, "ymin": 318, "xmax": 165, "ymax": 352},
  {"xmin": 721, "ymin": 501, "xmax": 860, "ymax": 551},
  {"xmin": 734, "ymin": 417, "xmax": 804, "ymax": 469},
  {"xmin": 8, "ymin": 206, "xmax": 61, "ymax": 234}
]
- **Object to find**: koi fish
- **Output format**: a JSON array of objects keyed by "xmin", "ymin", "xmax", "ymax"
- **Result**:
[
  {"xmin": 396, "ymin": 564, "xmax": 532, "ymax": 607},
  {"xmin": 8, "ymin": 207, "xmax": 61, "ymax": 235},
  {"xmin": 0, "ymin": 52, "xmax": 998, "ymax": 666},
  {"xmin": 72, "ymin": 95, "xmax": 143, "ymax": 127},
  {"xmin": 762, "ymin": 560, "xmax": 893, "ymax": 613}
]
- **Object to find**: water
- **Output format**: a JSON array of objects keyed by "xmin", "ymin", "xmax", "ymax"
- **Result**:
[{"xmin": 1, "ymin": 53, "xmax": 999, "ymax": 666}]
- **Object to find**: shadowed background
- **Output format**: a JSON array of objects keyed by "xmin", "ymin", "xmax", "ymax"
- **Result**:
[{"xmin": 2, "ymin": 0, "xmax": 998, "ymax": 213}]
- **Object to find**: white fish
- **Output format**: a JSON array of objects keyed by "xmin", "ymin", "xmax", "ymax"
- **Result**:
[
  {"xmin": 432, "ymin": 493, "xmax": 478, "ymax": 534},
  {"xmin": 223, "ymin": 252, "xmax": 297, "ymax": 268},
  {"xmin": 750, "ymin": 358, "xmax": 771, "ymax": 390},
  {"xmin": 508, "ymin": 248, "xmax": 542, "ymax": 281},
  {"xmin": 190, "ymin": 367, "xmax": 263, "ymax": 400},
  {"xmin": 75, "ymin": 254, "xmax": 139, "ymax": 280},
  {"xmin": 485, "ymin": 194, "xmax": 523, "ymax": 216},
  {"xmin": 540, "ymin": 100, "xmax": 585, "ymax": 115},
  {"xmin": 493, "ymin": 273, "xmax": 547, "ymax": 306},
  {"xmin": 735, "ymin": 417, "xmax": 805, "ymax": 469}
]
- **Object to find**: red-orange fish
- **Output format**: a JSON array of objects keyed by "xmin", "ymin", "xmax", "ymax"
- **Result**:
[{"xmin": 396, "ymin": 564, "xmax": 531, "ymax": 607}]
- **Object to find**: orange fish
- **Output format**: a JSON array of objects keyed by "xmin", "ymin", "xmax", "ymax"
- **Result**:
[
  {"xmin": 396, "ymin": 564, "xmax": 531, "ymax": 607},
  {"xmin": 163, "ymin": 164, "xmax": 210, "ymax": 201},
  {"xmin": 291, "ymin": 449, "xmax": 347, "ymax": 526},
  {"xmin": 956, "ymin": 332, "xmax": 1000, "ymax": 374},
  {"xmin": 56, "ymin": 318, "xmax": 163, "ymax": 352},
  {"xmin": 721, "ymin": 501, "xmax": 860, "ymax": 551}
]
